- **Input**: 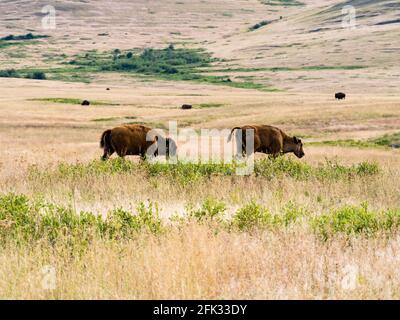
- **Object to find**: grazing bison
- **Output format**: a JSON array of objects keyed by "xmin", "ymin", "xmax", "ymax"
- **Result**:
[
  {"xmin": 81, "ymin": 100, "xmax": 90, "ymax": 106},
  {"xmin": 335, "ymin": 92, "xmax": 346, "ymax": 100},
  {"xmin": 227, "ymin": 125, "xmax": 305, "ymax": 158},
  {"xmin": 181, "ymin": 104, "xmax": 192, "ymax": 110},
  {"xmin": 100, "ymin": 124, "xmax": 177, "ymax": 160}
]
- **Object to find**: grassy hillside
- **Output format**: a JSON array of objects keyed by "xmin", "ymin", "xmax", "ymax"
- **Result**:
[
  {"xmin": 0, "ymin": 0, "xmax": 399, "ymax": 299},
  {"xmin": 0, "ymin": 0, "xmax": 399, "ymax": 92}
]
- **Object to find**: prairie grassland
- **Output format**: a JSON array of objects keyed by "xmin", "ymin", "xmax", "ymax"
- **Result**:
[
  {"xmin": 1, "ymin": 0, "xmax": 400, "ymax": 300},
  {"xmin": 2, "ymin": 224, "xmax": 400, "ymax": 300},
  {"xmin": 0, "ymin": 77, "xmax": 399, "ymax": 300}
]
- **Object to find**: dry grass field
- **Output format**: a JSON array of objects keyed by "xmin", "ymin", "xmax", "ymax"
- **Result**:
[{"xmin": 0, "ymin": 0, "xmax": 399, "ymax": 299}]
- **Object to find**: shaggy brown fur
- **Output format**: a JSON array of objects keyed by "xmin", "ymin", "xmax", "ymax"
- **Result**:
[
  {"xmin": 227, "ymin": 125, "xmax": 305, "ymax": 158},
  {"xmin": 100, "ymin": 124, "xmax": 176, "ymax": 160}
]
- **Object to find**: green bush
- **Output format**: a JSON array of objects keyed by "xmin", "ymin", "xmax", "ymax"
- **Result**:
[
  {"xmin": 249, "ymin": 20, "xmax": 270, "ymax": 31},
  {"xmin": 0, "ymin": 69, "xmax": 20, "ymax": 78},
  {"xmin": 0, "ymin": 69, "xmax": 46, "ymax": 80},
  {"xmin": 0, "ymin": 193, "xmax": 162, "ymax": 247},
  {"xmin": 0, "ymin": 193, "xmax": 101, "ymax": 244},
  {"xmin": 231, "ymin": 201, "xmax": 308, "ymax": 231},
  {"xmin": 188, "ymin": 198, "xmax": 226, "ymax": 221},
  {"xmin": 232, "ymin": 201, "xmax": 273, "ymax": 231},
  {"xmin": 26, "ymin": 71, "xmax": 46, "ymax": 80},
  {"xmin": 355, "ymin": 161, "xmax": 380, "ymax": 176},
  {"xmin": 312, "ymin": 203, "xmax": 400, "ymax": 239},
  {"xmin": 105, "ymin": 202, "xmax": 162, "ymax": 238},
  {"xmin": 276, "ymin": 202, "xmax": 309, "ymax": 226},
  {"xmin": 254, "ymin": 157, "xmax": 312, "ymax": 179},
  {"xmin": 0, "ymin": 33, "xmax": 49, "ymax": 41},
  {"xmin": 371, "ymin": 132, "xmax": 400, "ymax": 147}
]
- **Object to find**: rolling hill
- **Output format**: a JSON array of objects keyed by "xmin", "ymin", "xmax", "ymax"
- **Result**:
[{"xmin": 0, "ymin": 0, "xmax": 399, "ymax": 93}]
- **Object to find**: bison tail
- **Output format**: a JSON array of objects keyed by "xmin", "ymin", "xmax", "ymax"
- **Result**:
[
  {"xmin": 100, "ymin": 129, "xmax": 112, "ymax": 149},
  {"xmin": 227, "ymin": 127, "xmax": 242, "ymax": 143}
]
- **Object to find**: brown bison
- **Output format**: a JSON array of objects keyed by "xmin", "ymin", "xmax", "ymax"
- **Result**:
[
  {"xmin": 100, "ymin": 124, "xmax": 177, "ymax": 160},
  {"xmin": 227, "ymin": 125, "xmax": 305, "ymax": 158}
]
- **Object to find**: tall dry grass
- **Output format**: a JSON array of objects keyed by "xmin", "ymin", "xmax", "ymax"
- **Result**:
[
  {"xmin": 0, "ymin": 155, "xmax": 399, "ymax": 299},
  {"xmin": 1, "ymin": 223, "xmax": 400, "ymax": 299},
  {"xmin": 0, "ymin": 81, "xmax": 399, "ymax": 299}
]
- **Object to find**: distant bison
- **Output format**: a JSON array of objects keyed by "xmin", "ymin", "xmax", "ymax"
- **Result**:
[
  {"xmin": 100, "ymin": 124, "xmax": 177, "ymax": 160},
  {"xmin": 227, "ymin": 125, "xmax": 305, "ymax": 158},
  {"xmin": 335, "ymin": 92, "xmax": 346, "ymax": 100},
  {"xmin": 81, "ymin": 100, "xmax": 90, "ymax": 106},
  {"xmin": 181, "ymin": 104, "xmax": 192, "ymax": 110}
]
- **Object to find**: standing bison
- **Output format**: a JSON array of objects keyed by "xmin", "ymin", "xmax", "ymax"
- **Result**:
[
  {"xmin": 335, "ymin": 92, "xmax": 346, "ymax": 100},
  {"xmin": 100, "ymin": 124, "xmax": 177, "ymax": 160},
  {"xmin": 227, "ymin": 125, "xmax": 305, "ymax": 158}
]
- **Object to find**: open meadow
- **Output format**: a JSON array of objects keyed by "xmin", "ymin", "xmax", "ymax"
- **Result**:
[{"xmin": 0, "ymin": 0, "xmax": 399, "ymax": 299}]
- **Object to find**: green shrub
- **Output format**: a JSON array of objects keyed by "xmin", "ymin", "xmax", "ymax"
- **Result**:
[
  {"xmin": 255, "ymin": 157, "xmax": 312, "ymax": 179},
  {"xmin": 371, "ymin": 132, "xmax": 400, "ymax": 147},
  {"xmin": 105, "ymin": 202, "xmax": 162, "ymax": 238},
  {"xmin": 312, "ymin": 203, "xmax": 400, "ymax": 239},
  {"xmin": 188, "ymin": 198, "xmax": 226, "ymax": 221},
  {"xmin": 26, "ymin": 71, "xmax": 46, "ymax": 80},
  {"xmin": 277, "ymin": 202, "xmax": 309, "ymax": 226},
  {"xmin": 249, "ymin": 20, "xmax": 270, "ymax": 31},
  {"xmin": 0, "ymin": 33, "xmax": 49, "ymax": 41},
  {"xmin": 0, "ymin": 194, "xmax": 36, "ymax": 243},
  {"xmin": 0, "ymin": 193, "xmax": 162, "ymax": 247},
  {"xmin": 232, "ymin": 201, "xmax": 273, "ymax": 231},
  {"xmin": 315, "ymin": 160, "xmax": 379, "ymax": 179},
  {"xmin": 0, "ymin": 69, "xmax": 20, "ymax": 78},
  {"xmin": 355, "ymin": 161, "xmax": 380, "ymax": 176},
  {"xmin": 232, "ymin": 201, "xmax": 308, "ymax": 231},
  {"xmin": 0, "ymin": 193, "xmax": 101, "ymax": 244}
]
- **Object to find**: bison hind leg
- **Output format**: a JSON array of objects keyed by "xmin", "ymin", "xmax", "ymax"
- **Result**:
[{"xmin": 116, "ymin": 147, "xmax": 128, "ymax": 158}]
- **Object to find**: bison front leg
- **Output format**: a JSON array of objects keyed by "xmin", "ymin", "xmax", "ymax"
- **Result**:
[
  {"xmin": 101, "ymin": 148, "xmax": 114, "ymax": 161},
  {"xmin": 267, "ymin": 141, "xmax": 283, "ymax": 159}
]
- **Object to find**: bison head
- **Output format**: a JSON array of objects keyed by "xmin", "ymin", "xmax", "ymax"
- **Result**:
[{"xmin": 292, "ymin": 136, "xmax": 305, "ymax": 158}]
